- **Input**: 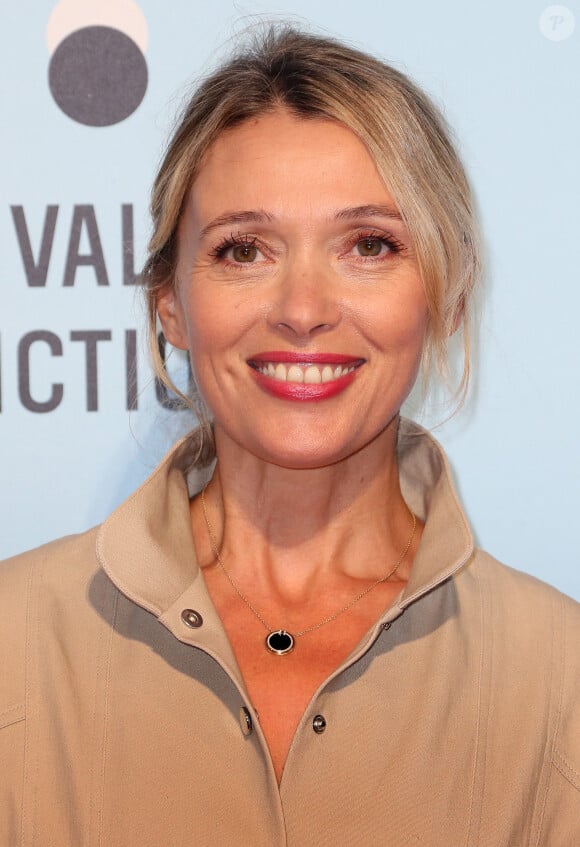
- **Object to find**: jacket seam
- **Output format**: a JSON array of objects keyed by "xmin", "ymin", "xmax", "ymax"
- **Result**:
[
  {"xmin": 552, "ymin": 748, "xmax": 580, "ymax": 791},
  {"xmin": 530, "ymin": 592, "xmax": 564, "ymax": 846},
  {"xmin": 0, "ymin": 704, "xmax": 25, "ymax": 729},
  {"xmin": 464, "ymin": 561, "xmax": 488, "ymax": 846},
  {"xmin": 21, "ymin": 550, "xmax": 42, "ymax": 847},
  {"xmin": 90, "ymin": 582, "xmax": 119, "ymax": 847}
]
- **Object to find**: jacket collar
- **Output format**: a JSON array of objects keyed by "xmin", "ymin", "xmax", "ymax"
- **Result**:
[
  {"xmin": 96, "ymin": 419, "xmax": 474, "ymax": 620},
  {"xmin": 396, "ymin": 420, "xmax": 474, "ymax": 606}
]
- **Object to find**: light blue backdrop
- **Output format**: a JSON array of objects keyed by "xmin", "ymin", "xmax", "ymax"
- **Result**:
[{"xmin": 2, "ymin": 1, "xmax": 579, "ymax": 600}]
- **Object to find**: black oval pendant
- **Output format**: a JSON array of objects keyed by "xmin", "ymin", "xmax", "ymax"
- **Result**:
[{"xmin": 266, "ymin": 630, "xmax": 295, "ymax": 655}]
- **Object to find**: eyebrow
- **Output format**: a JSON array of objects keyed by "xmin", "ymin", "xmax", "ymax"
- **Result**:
[
  {"xmin": 334, "ymin": 204, "xmax": 403, "ymax": 222},
  {"xmin": 198, "ymin": 203, "xmax": 403, "ymax": 239},
  {"xmin": 199, "ymin": 210, "xmax": 274, "ymax": 238}
]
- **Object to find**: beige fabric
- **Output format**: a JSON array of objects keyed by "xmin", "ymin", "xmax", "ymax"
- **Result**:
[{"xmin": 1, "ymin": 420, "xmax": 579, "ymax": 846}]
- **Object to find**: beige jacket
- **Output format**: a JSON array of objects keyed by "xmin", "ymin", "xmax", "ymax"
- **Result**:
[{"xmin": 1, "ymin": 421, "xmax": 579, "ymax": 846}]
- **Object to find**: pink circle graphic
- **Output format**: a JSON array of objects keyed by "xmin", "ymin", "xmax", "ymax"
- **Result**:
[{"xmin": 48, "ymin": 25, "xmax": 148, "ymax": 126}]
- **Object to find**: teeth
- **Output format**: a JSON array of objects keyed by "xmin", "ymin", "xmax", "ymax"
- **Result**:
[
  {"xmin": 256, "ymin": 362, "xmax": 358, "ymax": 383},
  {"xmin": 304, "ymin": 366, "xmax": 322, "ymax": 384},
  {"xmin": 287, "ymin": 365, "xmax": 304, "ymax": 383}
]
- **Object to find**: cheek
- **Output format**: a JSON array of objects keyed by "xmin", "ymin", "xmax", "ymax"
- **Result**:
[
  {"xmin": 361, "ymin": 290, "xmax": 429, "ymax": 355},
  {"xmin": 180, "ymin": 288, "xmax": 256, "ymax": 395},
  {"xmin": 180, "ymin": 288, "xmax": 226, "ymax": 351},
  {"xmin": 183, "ymin": 278, "xmax": 265, "ymax": 346},
  {"xmin": 401, "ymin": 305, "xmax": 429, "ymax": 350},
  {"xmin": 393, "ymin": 282, "xmax": 429, "ymax": 342}
]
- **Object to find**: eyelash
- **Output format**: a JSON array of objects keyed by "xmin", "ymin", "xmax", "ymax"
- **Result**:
[
  {"xmin": 208, "ymin": 230, "xmax": 405, "ymax": 264},
  {"xmin": 209, "ymin": 233, "xmax": 259, "ymax": 260},
  {"xmin": 346, "ymin": 230, "xmax": 405, "ymax": 258}
]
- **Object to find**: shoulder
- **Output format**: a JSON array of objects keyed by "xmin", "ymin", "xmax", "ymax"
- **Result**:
[
  {"xmin": 470, "ymin": 550, "xmax": 580, "ymax": 793},
  {"xmin": 1, "ymin": 528, "xmax": 102, "ymax": 614},
  {"xmin": 467, "ymin": 549, "xmax": 580, "ymax": 660},
  {"xmin": 472, "ymin": 548, "xmax": 579, "ymax": 628},
  {"xmin": 455, "ymin": 548, "xmax": 580, "ymax": 655},
  {"xmin": 0, "ymin": 529, "xmax": 101, "ymax": 719},
  {"xmin": 1, "ymin": 527, "xmax": 100, "ymax": 575}
]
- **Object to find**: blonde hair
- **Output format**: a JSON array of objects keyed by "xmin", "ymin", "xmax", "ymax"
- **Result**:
[{"xmin": 142, "ymin": 24, "xmax": 481, "ymax": 464}]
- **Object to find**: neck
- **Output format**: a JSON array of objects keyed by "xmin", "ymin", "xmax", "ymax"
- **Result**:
[{"xmin": 192, "ymin": 416, "xmax": 417, "ymax": 593}]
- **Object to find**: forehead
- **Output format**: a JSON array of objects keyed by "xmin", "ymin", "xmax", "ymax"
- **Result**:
[{"xmin": 187, "ymin": 110, "xmax": 397, "ymax": 221}]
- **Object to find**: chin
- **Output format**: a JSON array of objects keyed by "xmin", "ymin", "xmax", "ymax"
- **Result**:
[
  {"xmin": 265, "ymin": 451, "xmax": 346, "ymax": 471},
  {"xmin": 214, "ymin": 412, "xmax": 400, "ymax": 471},
  {"xmin": 246, "ymin": 428, "xmax": 388, "ymax": 471}
]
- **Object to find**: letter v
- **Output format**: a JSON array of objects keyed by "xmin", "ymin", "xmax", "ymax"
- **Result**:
[{"xmin": 11, "ymin": 205, "xmax": 59, "ymax": 287}]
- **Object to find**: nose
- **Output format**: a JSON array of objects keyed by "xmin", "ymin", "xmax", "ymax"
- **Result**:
[{"xmin": 267, "ymin": 258, "xmax": 341, "ymax": 341}]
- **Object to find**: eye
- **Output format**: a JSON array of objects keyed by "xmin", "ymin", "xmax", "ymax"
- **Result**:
[
  {"xmin": 346, "ymin": 231, "xmax": 405, "ymax": 260},
  {"xmin": 231, "ymin": 242, "xmax": 259, "ymax": 263},
  {"xmin": 355, "ymin": 236, "xmax": 388, "ymax": 257},
  {"xmin": 210, "ymin": 234, "xmax": 263, "ymax": 264}
]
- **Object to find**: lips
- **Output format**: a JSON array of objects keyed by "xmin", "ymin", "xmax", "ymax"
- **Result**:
[
  {"xmin": 254, "ymin": 361, "xmax": 357, "ymax": 384},
  {"xmin": 247, "ymin": 352, "xmax": 364, "ymax": 400}
]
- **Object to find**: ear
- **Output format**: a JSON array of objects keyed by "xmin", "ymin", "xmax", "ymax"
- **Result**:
[{"xmin": 156, "ymin": 285, "xmax": 189, "ymax": 351}]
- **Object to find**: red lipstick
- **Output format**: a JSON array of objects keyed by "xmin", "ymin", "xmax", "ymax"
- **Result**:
[
  {"xmin": 247, "ymin": 352, "xmax": 364, "ymax": 402},
  {"xmin": 249, "ymin": 351, "xmax": 362, "ymax": 365}
]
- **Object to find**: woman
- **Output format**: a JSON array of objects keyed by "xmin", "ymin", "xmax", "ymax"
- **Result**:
[{"xmin": 1, "ymin": 26, "xmax": 578, "ymax": 846}]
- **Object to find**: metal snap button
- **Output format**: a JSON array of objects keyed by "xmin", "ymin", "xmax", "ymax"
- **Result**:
[
  {"xmin": 181, "ymin": 609, "xmax": 203, "ymax": 628},
  {"xmin": 239, "ymin": 706, "xmax": 253, "ymax": 736},
  {"xmin": 312, "ymin": 714, "xmax": 326, "ymax": 734}
]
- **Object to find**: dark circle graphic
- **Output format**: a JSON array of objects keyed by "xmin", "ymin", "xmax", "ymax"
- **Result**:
[{"xmin": 48, "ymin": 25, "xmax": 147, "ymax": 127}]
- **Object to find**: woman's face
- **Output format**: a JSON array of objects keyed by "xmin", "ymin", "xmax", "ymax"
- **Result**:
[{"xmin": 158, "ymin": 110, "xmax": 428, "ymax": 469}]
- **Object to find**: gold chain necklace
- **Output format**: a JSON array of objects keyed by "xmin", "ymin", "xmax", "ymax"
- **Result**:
[{"xmin": 200, "ymin": 486, "xmax": 416, "ymax": 656}]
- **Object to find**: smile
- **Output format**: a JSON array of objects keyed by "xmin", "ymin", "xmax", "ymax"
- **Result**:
[
  {"xmin": 253, "ymin": 362, "xmax": 357, "ymax": 384},
  {"xmin": 247, "ymin": 352, "xmax": 364, "ymax": 401}
]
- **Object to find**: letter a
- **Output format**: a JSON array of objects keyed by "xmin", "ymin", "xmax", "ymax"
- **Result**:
[{"xmin": 63, "ymin": 205, "xmax": 110, "ymax": 286}]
